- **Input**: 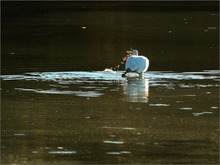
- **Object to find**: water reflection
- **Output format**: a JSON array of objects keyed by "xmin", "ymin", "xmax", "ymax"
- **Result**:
[{"xmin": 123, "ymin": 78, "xmax": 149, "ymax": 103}]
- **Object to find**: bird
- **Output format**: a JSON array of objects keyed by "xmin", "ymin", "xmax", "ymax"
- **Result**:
[{"xmin": 122, "ymin": 50, "xmax": 149, "ymax": 78}]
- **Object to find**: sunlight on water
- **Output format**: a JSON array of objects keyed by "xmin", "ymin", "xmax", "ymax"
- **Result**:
[
  {"xmin": 1, "ymin": 70, "xmax": 219, "ymax": 164},
  {"xmin": 101, "ymin": 126, "xmax": 136, "ymax": 130},
  {"xmin": 1, "ymin": 70, "xmax": 219, "ymax": 83},
  {"xmin": 123, "ymin": 78, "xmax": 149, "ymax": 103},
  {"xmin": 149, "ymin": 104, "xmax": 170, "ymax": 107},
  {"xmin": 106, "ymin": 151, "xmax": 131, "ymax": 155},
  {"xmin": 48, "ymin": 151, "xmax": 77, "ymax": 155},
  {"xmin": 1, "ymin": 70, "xmax": 219, "ymax": 101},
  {"xmin": 103, "ymin": 140, "xmax": 124, "ymax": 144},
  {"xmin": 193, "ymin": 112, "xmax": 213, "ymax": 116},
  {"xmin": 14, "ymin": 88, "xmax": 104, "ymax": 97},
  {"xmin": 179, "ymin": 107, "xmax": 193, "ymax": 110},
  {"xmin": 1, "ymin": 2, "xmax": 219, "ymax": 163},
  {"xmin": 14, "ymin": 133, "xmax": 26, "ymax": 136},
  {"xmin": 1, "ymin": 70, "xmax": 219, "ymax": 82}
]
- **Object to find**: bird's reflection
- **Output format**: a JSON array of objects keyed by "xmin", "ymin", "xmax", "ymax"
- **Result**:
[{"xmin": 123, "ymin": 78, "xmax": 149, "ymax": 103}]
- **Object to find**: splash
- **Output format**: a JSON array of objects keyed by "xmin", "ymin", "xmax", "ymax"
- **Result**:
[{"xmin": 1, "ymin": 70, "xmax": 218, "ymax": 82}]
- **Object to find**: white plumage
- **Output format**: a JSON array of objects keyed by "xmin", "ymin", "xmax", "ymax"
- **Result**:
[{"xmin": 122, "ymin": 50, "xmax": 149, "ymax": 78}]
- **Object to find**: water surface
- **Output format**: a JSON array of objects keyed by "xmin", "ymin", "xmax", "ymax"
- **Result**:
[
  {"xmin": 1, "ymin": 70, "xmax": 219, "ymax": 164},
  {"xmin": 1, "ymin": 1, "xmax": 219, "ymax": 164},
  {"xmin": 1, "ymin": 1, "xmax": 219, "ymax": 73}
]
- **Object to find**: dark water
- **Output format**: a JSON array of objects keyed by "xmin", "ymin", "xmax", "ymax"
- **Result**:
[
  {"xmin": 1, "ymin": 70, "xmax": 219, "ymax": 164},
  {"xmin": 1, "ymin": 1, "xmax": 219, "ymax": 73},
  {"xmin": 1, "ymin": 1, "xmax": 219, "ymax": 164}
]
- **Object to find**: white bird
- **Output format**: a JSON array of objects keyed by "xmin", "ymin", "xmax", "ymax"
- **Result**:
[{"xmin": 122, "ymin": 50, "xmax": 149, "ymax": 78}]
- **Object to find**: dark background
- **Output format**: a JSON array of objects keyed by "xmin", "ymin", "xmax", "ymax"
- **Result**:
[{"xmin": 1, "ymin": 1, "xmax": 219, "ymax": 74}]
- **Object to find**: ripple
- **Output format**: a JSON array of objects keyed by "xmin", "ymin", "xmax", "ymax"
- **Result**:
[
  {"xmin": 1, "ymin": 71, "xmax": 218, "ymax": 98},
  {"xmin": 1, "ymin": 70, "xmax": 219, "ymax": 82},
  {"xmin": 183, "ymin": 95, "xmax": 197, "ymax": 97},
  {"xmin": 48, "ymin": 151, "xmax": 77, "ymax": 155},
  {"xmin": 179, "ymin": 84, "xmax": 194, "ymax": 88},
  {"xmin": 14, "ymin": 133, "xmax": 26, "ymax": 136},
  {"xmin": 101, "ymin": 126, "xmax": 136, "ymax": 130},
  {"xmin": 103, "ymin": 140, "xmax": 124, "ymax": 144},
  {"xmin": 15, "ymin": 88, "xmax": 103, "ymax": 97},
  {"xmin": 106, "ymin": 151, "xmax": 131, "ymax": 155},
  {"xmin": 193, "ymin": 112, "xmax": 213, "ymax": 116},
  {"xmin": 179, "ymin": 107, "xmax": 192, "ymax": 110},
  {"xmin": 149, "ymin": 104, "xmax": 170, "ymax": 107},
  {"xmin": 32, "ymin": 151, "xmax": 38, "ymax": 154}
]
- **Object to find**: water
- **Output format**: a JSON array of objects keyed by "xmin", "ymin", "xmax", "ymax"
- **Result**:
[
  {"xmin": 1, "ymin": 70, "xmax": 219, "ymax": 164},
  {"xmin": 1, "ymin": 1, "xmax": 219, "ymax": 164},
  {"xmin": 1, "ymin": 2, "xmax": 219, "ymax": 74}
]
